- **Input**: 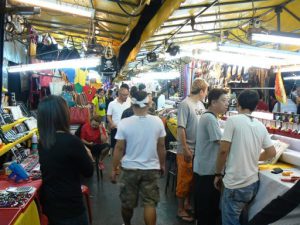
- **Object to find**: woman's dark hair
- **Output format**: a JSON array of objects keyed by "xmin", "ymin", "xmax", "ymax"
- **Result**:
[
  {"xmin": 132, "ymin": 90, "xmax": 148, "ymax": 108},
  {"xmin": 37, "ymin": 95, "xmax": 70, "ymax": 149},
  {"xmin": 207, "ymin": 88, "xmax": 228, "ymax": 107},
  {"xmin": 130, "ymin": 86, "xmax": 138, "ymax": 96},
  {"xmin": 138, "ymin": 83, "xmax": 146, "ymax": 91},
  {"xmin": 238, "ymin": 90, "xmax": 259, "ymax": 112}
]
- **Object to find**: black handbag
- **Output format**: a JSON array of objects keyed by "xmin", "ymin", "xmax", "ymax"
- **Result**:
[
  {"xmin": 36, "ymin": 34, "xmax": 58, "ymax": 61},
  {"xmin": 58, "ymin": 36, "xmax": 80, "ymax": 60}
]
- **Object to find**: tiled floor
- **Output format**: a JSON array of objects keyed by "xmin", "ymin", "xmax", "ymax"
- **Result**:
[{"xmin": 83, "ymin": 157, "xmax": 194, "ymax": 225}]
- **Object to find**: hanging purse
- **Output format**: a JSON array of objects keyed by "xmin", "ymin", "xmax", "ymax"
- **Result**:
[
  {"xmin": 29, "ymin": 27, "xmax": 38, "ymax": 57},
  {"xmin": 61, "ymin": 92, "xmax": 76, "ymax": 107},
  {"xmin": 36, "ymin": 34, "xmax": 58, "ymax": 61},
  {"xmin": 58, "ymin": 36, "xmax": 80, "ymax": 60},
  {"xmin": 69, "ymin": 107, "xmax": 90, "ymax": 124},
  {"xmin": 40, "ymin": 75, "xmax": 53, "ymax": 87}
]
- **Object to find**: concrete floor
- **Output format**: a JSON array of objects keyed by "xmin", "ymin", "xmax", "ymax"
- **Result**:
[{"xmin": 83, "ymin": 157, "xmax": 194, "ymax": 225}]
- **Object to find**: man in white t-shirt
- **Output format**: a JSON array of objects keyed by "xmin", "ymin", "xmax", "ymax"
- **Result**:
[
  {"xmin": 214, "ymin": 90, "xmax": 276, "ymax": 225},
  {"xmin": 111, "ymin": 90, "xmax": 166, "ymax": 225},
  {"xmin": 107, "ymin": 83, "xmax": 131, "ymax": 150}
]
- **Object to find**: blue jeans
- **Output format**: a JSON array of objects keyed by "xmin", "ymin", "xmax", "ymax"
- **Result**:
[
  {"xmin": 48, "ymin": 211, "xmax": 89, "ymax": 225},
  {"xmin": 221, "ymin": 181, "xmax": 259, "ymax": 225}
]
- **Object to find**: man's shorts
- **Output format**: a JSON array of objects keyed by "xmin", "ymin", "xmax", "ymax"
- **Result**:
[
  {"xmin": 176, "ymin": 154, "xmax": 193, "ymax": 198},
  {"xmin": 119, "ymin": 169, "xmax": 160, "ymax": 209}
]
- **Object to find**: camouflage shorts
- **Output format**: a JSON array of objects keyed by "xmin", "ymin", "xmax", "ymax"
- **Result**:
[{"xmin": 119, "ymin": 169, "xmax": 160, "ymax": 209}]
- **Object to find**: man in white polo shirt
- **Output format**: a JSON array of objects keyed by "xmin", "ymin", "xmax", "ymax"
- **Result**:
[
  {"xmin": 214, "ymin": 90, "xmax": 276, "ymax": 225},
  {"xmin": 107, "ymin": 83, "xmax": 131, "ymax": 150}
]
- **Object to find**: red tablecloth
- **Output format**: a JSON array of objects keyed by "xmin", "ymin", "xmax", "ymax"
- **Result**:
[{"xmin": 0, "ymin": 178, "xmax": 42, "ymax": 225}]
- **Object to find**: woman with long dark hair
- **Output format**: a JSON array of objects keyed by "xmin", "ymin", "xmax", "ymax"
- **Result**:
[{"xmin": 38, "ymin": 95, "xmax": 93, "ymax": 225}]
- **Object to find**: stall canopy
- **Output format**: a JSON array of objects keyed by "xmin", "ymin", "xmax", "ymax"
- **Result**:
[{"xmin": 6, "ymin": 0, "xmax": 300, "ymax": 74}]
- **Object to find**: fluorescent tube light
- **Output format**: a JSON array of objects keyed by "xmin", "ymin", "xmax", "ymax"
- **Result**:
[
  {"xmin": 279, "ymin": 65, "xmax": 300, "ymax": 73},
  {"xmin": 283, "ymin": 75, "xmax": 300, "ymax": 80},
  {"xmin": 7, "ymin": 57, "xmax": 101, "ymax": 73},
  {"xmin": 13, "ymin": 0, "xmax": 95, "ymax": 18},
  {"xmin": 136, "ymin": 71, "xmax": 180, "ymax": 80},
  {"xmin": 218, "ymin": 44, "xmax": 300, "ymax": 62},
  {"xmin": 195, "ymin": 51, "xmax": 285, "ymax": 69},
  {"xmin": 251, "ymin": 31, "xmax": 300, "ymax": 46}
]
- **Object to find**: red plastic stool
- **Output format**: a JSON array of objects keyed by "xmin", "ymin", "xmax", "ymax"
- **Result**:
[{"xmin": 81, "ymin": 185, "xmax": 92, "ymax": 224}]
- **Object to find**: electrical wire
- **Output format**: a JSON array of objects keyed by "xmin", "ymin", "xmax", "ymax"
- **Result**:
[
  {"xmin": 261, "ymin": 14, "xmax": 277, "ymax": 23},
  {"xmin": 116, "ymin": 0, "xmax": 144, "ymax": 17}
]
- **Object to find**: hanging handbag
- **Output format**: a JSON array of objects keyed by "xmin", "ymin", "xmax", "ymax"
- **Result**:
[
  {"xmin": 76, "ymin": 93, "xmax": 88, "ymax": 106},
  {"xmin": 61, "ymin": 92, "xmax": 76, "ymax": 107},
  {"xmin": 36, "ymin": 34, "xmax": 58, "ymax": 61},
  {"xmin": 40, "ymin": 75, "xmax": 53, "ymax": 87},
  {"xmin": 58, "ymin": 36, "xmax": 80, "ymax": 60},
  {"xmin": 29, "ymin": 27, "xmax": 38, "ymax": 56},
  {"xmin": 69, "ymin": 107, "xmax": 90, "ymax": 124}
]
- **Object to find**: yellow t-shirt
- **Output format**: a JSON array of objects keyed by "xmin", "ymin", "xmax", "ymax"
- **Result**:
[
  {"xmin": 74, "ymin": 69, "xmax": 88, "ymax": 86},
  {"xmin": 92, "ymin": 96, "xmax": 106, "ymax": 117}
]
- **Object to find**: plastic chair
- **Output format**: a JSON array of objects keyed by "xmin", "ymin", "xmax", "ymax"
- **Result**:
[{"xmin": 81, "ymin": 185, "xmax": 92, "ymax": 224}]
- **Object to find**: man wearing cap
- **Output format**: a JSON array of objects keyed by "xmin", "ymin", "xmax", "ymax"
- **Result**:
[
  {"xmin": 111, "ymin": 89, "xmax": 166, "ymax": 225},
  {"xmin": 176, "ymin": 78, "xmax": 208, "ymax": 222}
]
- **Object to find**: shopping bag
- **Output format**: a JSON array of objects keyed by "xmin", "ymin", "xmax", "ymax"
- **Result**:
[{"xmin": 69, "ymin": 107, "xmax": 90, "ymax": 124}]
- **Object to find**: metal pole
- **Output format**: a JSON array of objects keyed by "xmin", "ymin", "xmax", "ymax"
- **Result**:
[
  {"xmin": 0, "ymin": 0, "xmax": 6, "ymax": 107},
  {"xmin": 275, "ymin": 6, "xmax": 283, "ymax": 113},
  {"xmin": 275, "ymin": 6, "xmax": 282, "ymax": 32}
]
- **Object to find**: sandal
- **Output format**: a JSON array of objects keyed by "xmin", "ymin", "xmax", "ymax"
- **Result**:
[
  {"xmin": 177, "ymin": 214, "xmax": 194, "ymax": 223},
  {"xmin": 186, "ymin": 208, "xmax": 195, "ymax": 215},
  {"xmin": 98, "ymin": 161, "xmax": 105, "ymax": 170}
]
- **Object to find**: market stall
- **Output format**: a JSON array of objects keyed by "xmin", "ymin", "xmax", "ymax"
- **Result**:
[{"xmin": 1, "ymin": 0, "xmax": 300, "ymax": 225}]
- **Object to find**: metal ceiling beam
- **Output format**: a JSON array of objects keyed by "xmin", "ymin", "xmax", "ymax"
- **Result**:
[
  {"xmin": 229, "ymin": 31, "xmax": 248, "ymax": 45},
  {"xmin": 152, "ymin": 26, "xmax": 239, "ymax": 37},
  {"xmin": 95, "ymin": 8, "xmax": 129, "ymax": 18},
  {"xmin": 161, "ymin": 16, "xmax": 255, "ymax": 29},
  {"xmin": 145, "ymin": 33, "xmax": 218, "ymax": 43},
  {"xmin": 234, "ymin": 0, "xmax": 295, "ymax": 32},
  {"xmin": 106, "ymin": 0, "xmax": 139, "ymax": 8},
  {"xmin": 167, "ymin": 5, "xmax": 274, "ymax": 22},
  {"xmin": 96, "ymin": 18, "xmax": 129, "ymax": 27},
  {"xmin": 167, "ymin": 0, "xmax": 219, "ymax": 41},
  {"xmin": 179, "ymin": 0, "xmax": 267, "ymax": 10},
  {"xmin": 29, "ymin": 21, "xmax": 125, "ymax": 35},
  {"xmin": 144, "ymin": 37, "xmax": 213, "ymax": 48},
  {"xmin": 283, "ymin": 6, "xmax": 300, "ymax": 22},
  {"xmin": 33, "ymin": 24, "xmax": 123, "ymax": 41}
]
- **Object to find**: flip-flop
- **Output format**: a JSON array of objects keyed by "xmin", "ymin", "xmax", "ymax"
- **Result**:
[
  {"xmin": 177, "ymin": 214, "xmax": 194, "ymax": 223},
  {"xmin": 186, "ymin": 208, "xmax": 195, "ymax": 215}
]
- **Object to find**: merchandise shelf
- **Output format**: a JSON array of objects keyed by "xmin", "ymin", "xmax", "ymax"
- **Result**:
[
  {"xmin": 0, "ymin": 128, "xmax": 38, "ymax": 157},
  {"xmin": 1, "ymin": 118, "xmax": 28, "ymax": 132}
]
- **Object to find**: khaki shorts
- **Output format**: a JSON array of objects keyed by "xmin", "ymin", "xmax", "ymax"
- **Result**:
[{"xmin": 119, "ymin": 169, "xmax": 160, "ymax": 209}]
